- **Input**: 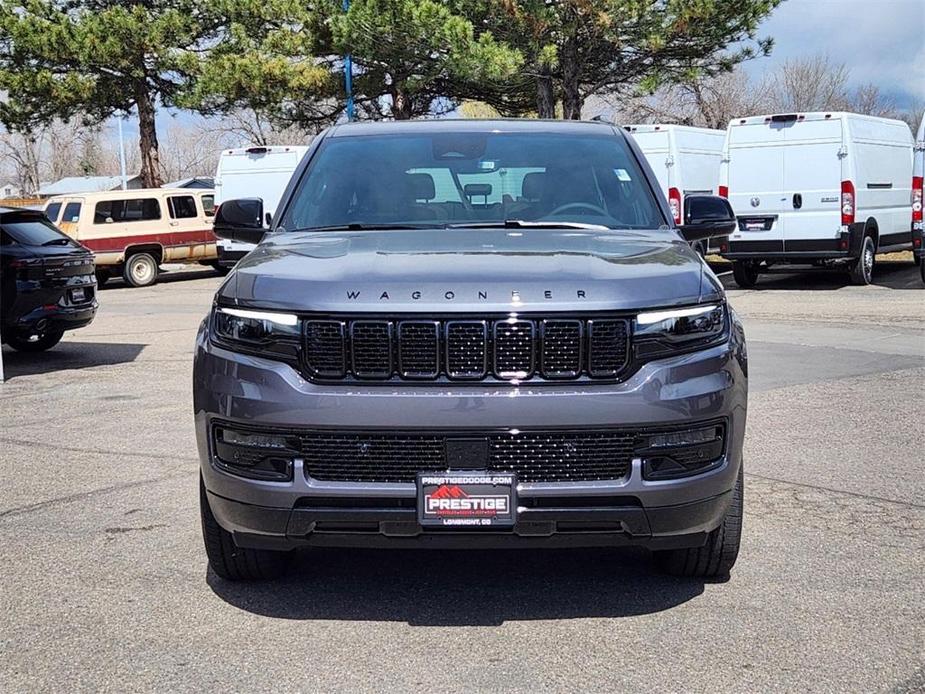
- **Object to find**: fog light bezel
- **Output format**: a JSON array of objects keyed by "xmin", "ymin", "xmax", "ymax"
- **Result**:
[
  {"xmin": 211, "ymin": 423, "xmax": 299, "ymax": 482},
  {"xmin": 637, "ymin": 422, "xmax": 726, "ymax": 481}
]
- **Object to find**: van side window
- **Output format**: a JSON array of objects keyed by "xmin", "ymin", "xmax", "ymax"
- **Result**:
[
  {"xmin": 45, "ymin": 202, "xmax": 62, "ymax": 223},
  {"xmin": 201, "ymin": 194, "xmax": 215, "ymax": 216},
  {"xmin": 167, "ymin": 195, "xmax": 198, "ymax": 219},
  {"xmin": 62, "ymin": 202, "xmax": 82, "ymax": 223},
  {"xmin": 94, "ymin": 198, "xmax": 161, "ymax": 224}
]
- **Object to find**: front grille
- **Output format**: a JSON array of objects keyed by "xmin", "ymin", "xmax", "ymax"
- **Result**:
[
  {"xmin": 300, "ymin": 430, "xmax": 635, "ymax": 483},
  {"xmin": 303, "ymin": 315, "xmax": 631, "ymax": 382}
]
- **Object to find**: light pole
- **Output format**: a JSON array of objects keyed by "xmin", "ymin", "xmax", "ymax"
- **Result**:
[
  {"xmin": 117, "ymin": 114, "xmax": 128, "ymax": 190},
  {"xmin": 343, "ymin": 0, "xmax": 354, "ymax": 121}
]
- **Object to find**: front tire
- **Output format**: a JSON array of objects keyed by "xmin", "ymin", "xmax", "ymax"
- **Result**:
[
  {"xmin": 123, "ymin": 252, "xmax": 159, "ymax": 287},
  {"xmin": 654, "ymin": 468, "xmax": 744, "ymax": 579},
  {"xmin": 6, "ymin": 329, "xmax": 64, "ymax": 352},
  {"xmin": 849, "ymin": 235, "xmax": 875, "ymax": 285},
  {"xmin": 732, "ymin": 260, "xmax": 760, "ymax": 288},
  {"xmin": 200, "ymin": 479, "xmax": 292, "ymax": 581}
]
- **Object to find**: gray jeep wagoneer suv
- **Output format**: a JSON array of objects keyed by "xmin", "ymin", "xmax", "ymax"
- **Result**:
[{"xmin": 194, "ymin": 119, "xmax": 746, "ymax": 581}]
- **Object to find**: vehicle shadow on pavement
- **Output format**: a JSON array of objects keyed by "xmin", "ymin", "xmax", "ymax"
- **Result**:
[
  {"xmin": 719, "ymin": 261, "xmax": 923, "ymax": 291},
  {"xmin": 208, "ymin": 547, "xmax": 707, "ymax": 626},
  {"xmin": 0, "ymin": 341, "xmax": 145, "ymax": 380}
]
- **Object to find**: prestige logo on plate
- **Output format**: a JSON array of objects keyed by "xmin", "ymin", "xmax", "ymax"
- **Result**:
[{"xmin": 419, "ymin": 474, "xmax": 515, "ymax": 527}]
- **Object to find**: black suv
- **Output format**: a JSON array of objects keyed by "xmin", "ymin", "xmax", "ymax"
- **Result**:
[{"xmin": 1, "ymin": 207, "xmax": 98, "ymax": 352}]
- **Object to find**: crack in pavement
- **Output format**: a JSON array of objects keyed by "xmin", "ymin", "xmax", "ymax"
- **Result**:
[
  {"xmin": 746, "ymin": 475, "xmax": 925, "ymax": 551},
  {"xmin": 0, "ymin": 469, "xmax": 195, "ymax": 519},
  {"xmin": 0, "ymin": 435, "xmax": 196, "ymax": 465}
]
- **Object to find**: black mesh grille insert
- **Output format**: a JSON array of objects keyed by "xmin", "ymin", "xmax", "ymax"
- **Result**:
[
  {"xmin": 300, "ymin": 430, "xmax": 635, "ymax": 483},
  {"xmin": 303, "ymin": 315, "xmax": 631, "ymax": 382},
  {"xmin": 494, "ymin": 320, "xmax": 534, "ymax": 378},
  {"xmin": 304, "ymin": 321, "xmax": 345, "ymax": 377},
  {"xmin": 397, "ymin": 321, "xmax": 439, "ymax": 378},
  {"xmin": 351, "ymin": 321, "xmax": 392, "ymax": 378},
  {"xmin": 541, "ymin": 320, "xmax": 582, "ymax": 378},
  {"xmin": 445, "ymin": 321, "xmax": 487, "ymax": 378},
  {"xmin": 588, "ymin": 320, "xmax": 629, "ymax": 377}
]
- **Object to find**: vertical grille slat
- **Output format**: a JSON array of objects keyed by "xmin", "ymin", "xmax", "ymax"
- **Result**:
[
  {"xmin": 398, "ymin": 321, "xmax": 440, "ymax": 378},
  {"xmin": 541, "ymin": 320, "xmax": 582, "ymax": 378},
  {"xmin": 445, "ymin": 321, "xmax": 488, "ymax": 379},
  {"xmin": 303, "ymin": 315, "xmax": 631, "ymax": 382},
  {"xmin": 494, "ymin": 320, "xmax": 535, "ymax": 379},
  {"xmin": 304, "ymin": 321, "xmax": 346, "ymax": 377},
  {"xmin": 351, "ymin": 321, "xmax": 392, "ymax": 378},
  {"xmin": 588, "ymin": 319, "xmax": 629, "ymax": 377}
]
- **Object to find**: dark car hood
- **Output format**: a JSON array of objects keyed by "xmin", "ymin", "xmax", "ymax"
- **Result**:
[{"xmin": 221, "ymin": 228, "xmax": 723, "ymax": 313}]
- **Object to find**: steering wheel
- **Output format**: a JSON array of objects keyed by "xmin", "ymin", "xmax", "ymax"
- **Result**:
[{"xmin": 547, "ymin": 202, "xmax": 609, "ymax": 218}]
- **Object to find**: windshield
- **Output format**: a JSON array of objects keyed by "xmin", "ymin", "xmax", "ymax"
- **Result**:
[
  {"xmin": 280, "ymin": 130, "xmax": 666, "ymax": 231},
  {"xmin": 0, "ymin": 213, "xmax": 75, "ymax": 246}
]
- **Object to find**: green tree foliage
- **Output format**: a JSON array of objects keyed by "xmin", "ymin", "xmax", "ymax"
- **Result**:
[
  {"xmin": 330, "ymin": 0, "xmax": 524, "ymax": 119},
  {"xmin": 0, "ymin": 0, "xmax": 224, "ymax": 186},
  {"xmin": 462, "ymin": 0, "xmax": 782, "ymax": 119},
  {"xmin": 185, "ymin": 0, "xmax": 337, "ymax": 130}
]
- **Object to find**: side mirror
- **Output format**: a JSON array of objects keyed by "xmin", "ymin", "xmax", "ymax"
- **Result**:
[
  {"xmin": 678, "ymin": 195, "xmax": 737, "ymax": 243},
  {"xmin": 214, "ymin": 198, "xmax": 266, "ymax": 245}
]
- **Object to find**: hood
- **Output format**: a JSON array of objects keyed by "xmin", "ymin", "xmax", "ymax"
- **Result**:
[{"xmin": 221, "ymin": 228, "xmax": 722, "ymax": 313}]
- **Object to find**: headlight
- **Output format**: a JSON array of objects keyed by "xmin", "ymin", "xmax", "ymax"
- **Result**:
[
  {"xmin": 211, "ymin": 306, "xmax": 301, "ymax": 363},
  {"xmin": 634, "ymin": 303, "xmax": 727, "ymax": 357}
]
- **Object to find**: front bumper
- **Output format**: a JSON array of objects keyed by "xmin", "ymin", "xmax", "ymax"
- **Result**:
[{"xmin": 194, "ymin": 318, "xmax": 748, "ymax": 551}]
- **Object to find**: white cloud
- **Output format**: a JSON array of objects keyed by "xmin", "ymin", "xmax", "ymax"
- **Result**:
[{"xmin": 746, "ymin": 0, "xmax": 925, "ymax": 104}]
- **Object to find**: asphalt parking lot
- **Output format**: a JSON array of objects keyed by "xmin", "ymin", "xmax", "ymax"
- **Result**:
[{"xmin": 1, "ymin": 261, "xmax": 923, "ymax": 693}]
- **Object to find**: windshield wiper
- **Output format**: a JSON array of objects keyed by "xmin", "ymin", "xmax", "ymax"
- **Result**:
[
  {"xmin": 446, "ymin": 220, "xmax": 611, "ymax": 231},
  {"xmin": 287, "ymin": 223, "xmax": 434, "ymax": 233}
]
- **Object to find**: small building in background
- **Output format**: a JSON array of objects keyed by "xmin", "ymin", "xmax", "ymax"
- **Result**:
[
  {"xmin": 161, "ymin": 176, "xmax": 215, "ymax": 190},
  {"xmin": 1, "ymin": 181, "xmax": 22, "ymax": 199},
  {"xmin": 37, "ymin": 174, "xmax": 143, "ymax": 198}
]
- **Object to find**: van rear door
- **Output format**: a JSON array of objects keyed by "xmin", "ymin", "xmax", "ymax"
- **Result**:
[
  {"xmin": 727, "ymin": 120, "xmax": 787, "ymax": 249},
  {"xmin": 780, "ymin": 117, "xmax": 843, "ymax": 251}
]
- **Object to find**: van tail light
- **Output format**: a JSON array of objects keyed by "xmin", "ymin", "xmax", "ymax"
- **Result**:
[
  {"xmin": 913, "ymin": 177, "xmax": 923, "ymax": 223},
  {"xmin": 718, "ymin": 185, "xmax": 728, "ymax": 199},
  {"xmin": 840, "ymin": 180, "xmax": 855, "ymax": 226},
  {"xmin": 668, "ymin": 187, "xmax": 682, "ymax": 224}
]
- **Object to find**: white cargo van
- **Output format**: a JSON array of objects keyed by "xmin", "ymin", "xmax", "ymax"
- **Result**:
[
  {"xmin": 912, "ymin": 113, "xmax": 924, "ymax": 284},
  {"xmin": 213, "ymin": 145, "xmax": 309, "ymax": 267},
  {"xmin": 719, "ymin": 112, "xmax": 914, "ymax": 286},
  {"xmin": 626, "ymin": 124, "xmax": 725, "ymax": 255}
]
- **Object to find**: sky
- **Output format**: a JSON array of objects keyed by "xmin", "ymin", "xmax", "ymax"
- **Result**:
[{"xmin": 745, "ymin": 0, "xmax": 925, "ymax": 108}]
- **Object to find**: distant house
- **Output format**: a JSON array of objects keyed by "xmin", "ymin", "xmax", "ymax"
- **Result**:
[
  {"xmin": 162, "ymin": 176, "xmax": 215, "ymax": 190},
  {"xmin": 37, "ymin": 174, "xmax": 143, "ymax": 197},
  {"xmin": 1, "ymin": 182, "xmax": 22, "ymax": 199}
]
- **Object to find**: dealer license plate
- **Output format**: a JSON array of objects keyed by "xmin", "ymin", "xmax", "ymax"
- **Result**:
[
  {"xmin": 417, "ymin": 472, "xmax": 517, "ymax": 528},
  {"xmin": 70, "ymin": 287, "xmax": 86, "ymax": 303}
]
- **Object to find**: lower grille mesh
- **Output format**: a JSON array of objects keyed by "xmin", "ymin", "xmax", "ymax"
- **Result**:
[{"xmin": 300, "ymin": 430, "xmax": 635, "ymax": 483}]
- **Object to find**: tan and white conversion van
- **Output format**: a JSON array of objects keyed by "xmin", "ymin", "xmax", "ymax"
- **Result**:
[{"xmin": 44, "ymin": 188, "xmax": 218, "ymax": 287}]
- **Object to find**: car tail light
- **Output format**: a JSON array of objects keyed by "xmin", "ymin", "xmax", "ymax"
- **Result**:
[
  {"xmin": 718, "ymin": 185, "xmax": 728, "ymax": 198},
  {"xmin": 841, "ymin": 180, "xmax": 855, "ymax": 226},
  {"xmin": 668, "ymin": 187, "xmax": 682, "ymax": 224},
  {"xmin": 913, "ymin": 176, "xmax": 923, "ymax": 223}
]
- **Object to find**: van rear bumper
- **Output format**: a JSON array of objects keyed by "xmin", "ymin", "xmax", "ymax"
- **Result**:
[{"xmin": 721, "ymin": 226, "xmax": 862, "ymax": 260}]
